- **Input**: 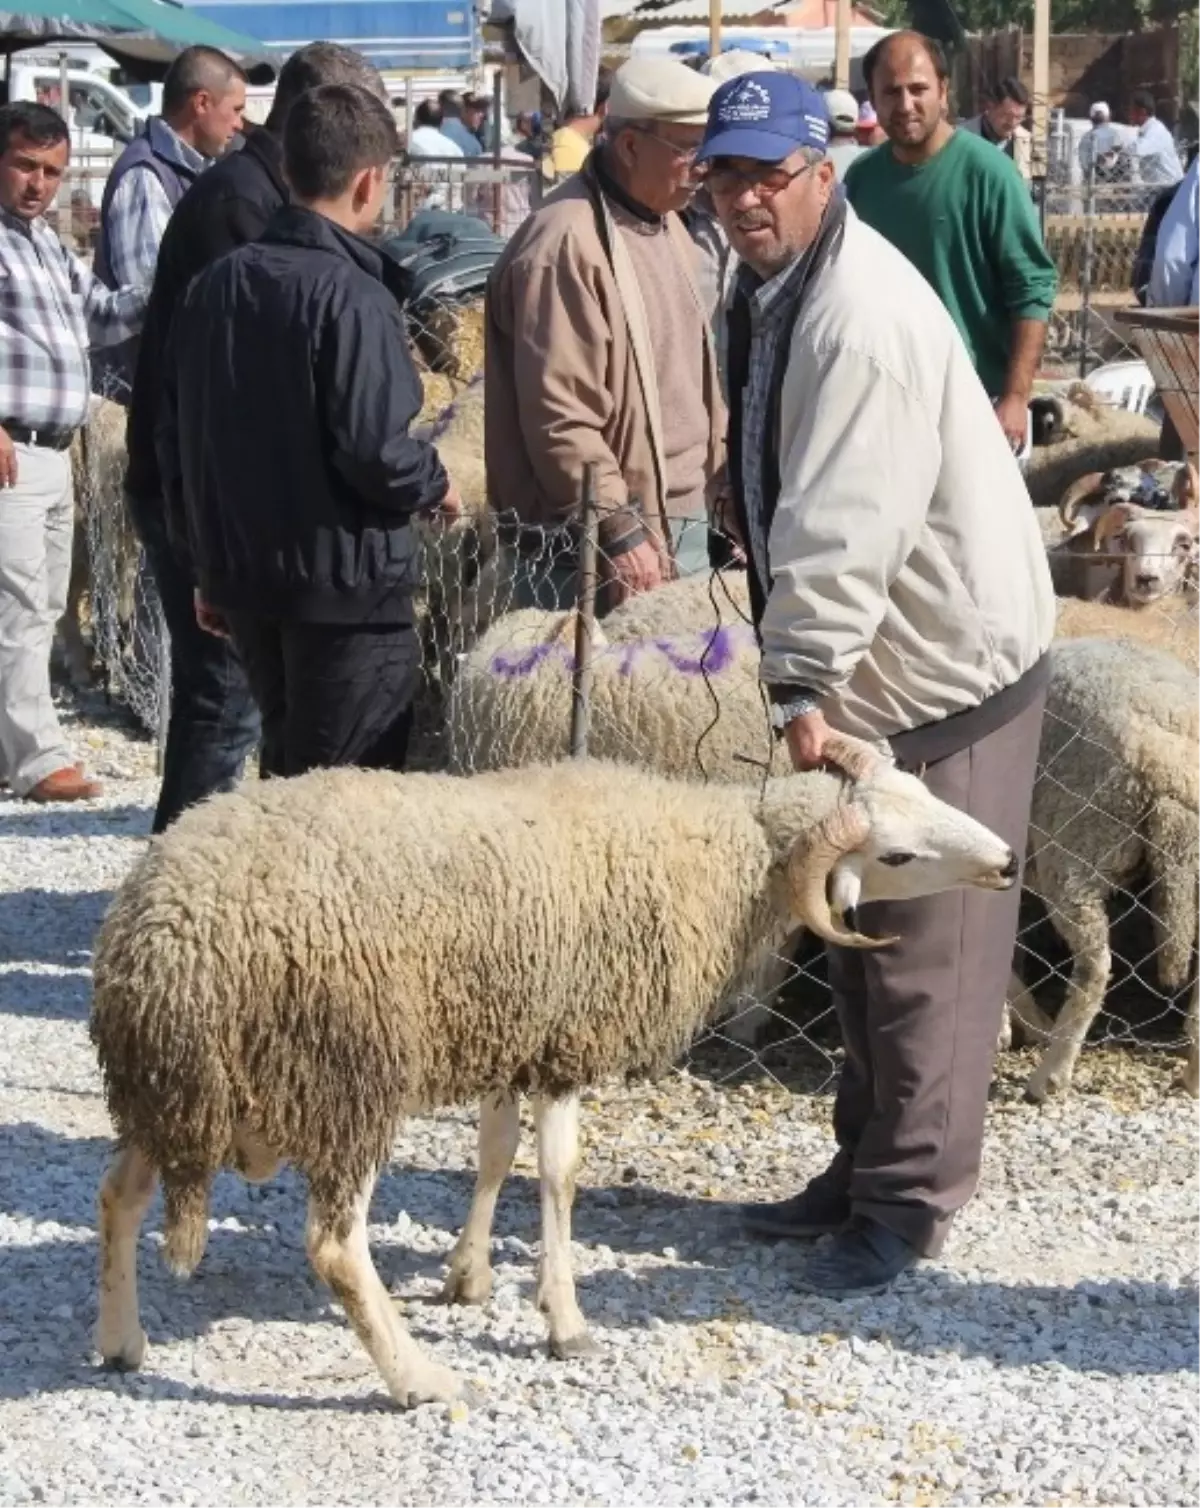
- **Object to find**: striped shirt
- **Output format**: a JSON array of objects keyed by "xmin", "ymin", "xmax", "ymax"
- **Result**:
[
  {"xmin": 0, "ymin": 206, "xmax": 147, "ymax": 432},
  {"xmin": 733, "ymin": 250, "xmax": 815, "ymax": 593},
  {"xmin": 104, "ymin": 128, "xmax": 204, "ymax": 287}
]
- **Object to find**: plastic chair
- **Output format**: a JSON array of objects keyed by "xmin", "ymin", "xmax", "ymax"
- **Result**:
[{"xmin": 1084, "ymin": 359, "xmax": 1156, "ymax": 415}]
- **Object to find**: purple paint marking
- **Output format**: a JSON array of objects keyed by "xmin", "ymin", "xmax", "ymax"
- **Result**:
[{"xmin": 488, "ymin": 624, "xmax": 755, "ymax": 681}]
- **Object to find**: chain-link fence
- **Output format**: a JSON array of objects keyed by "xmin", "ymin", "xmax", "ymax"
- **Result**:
[
  {"xmin": 67, "ymin": 393, "xmax": 169, "ymax": 742},
  {"xmin": 412, "ymin": 481, "xmax": 1199, "ymax": 1102},
  {"xmin": 1042, "ymin": 159, "xmax": 1180, "ymax": 381}
]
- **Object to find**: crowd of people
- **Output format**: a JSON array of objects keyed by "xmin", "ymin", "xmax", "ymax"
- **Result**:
[{"xmin": 0, "ymin": 32, "xmax": 1195, "ymax": 1295}]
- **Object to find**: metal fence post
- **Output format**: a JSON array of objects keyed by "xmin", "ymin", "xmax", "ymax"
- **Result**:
[
  {"xmin": 569, "ymin": 464, "xmax": 598, "ymax": 760},
  {"xmin": 1079, "ymin": 162, "xmax": 1096, "ymax": 379}
]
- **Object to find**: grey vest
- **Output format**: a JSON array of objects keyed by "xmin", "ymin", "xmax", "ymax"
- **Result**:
[{"xmin": 93, "ymin": 118, "xmax": 201, "ymax": 403}]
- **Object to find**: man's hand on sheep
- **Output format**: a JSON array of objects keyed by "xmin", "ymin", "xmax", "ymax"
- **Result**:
[
  {"xmin": 784, "ymin": 707, "xmax": 833, "ymax": 771},
  {"xmin": 193, "ymin": 589, "xmax": 231, "ymax": 640},
  {"xmin": 601, "ymin": 537, "xmax": 668, "ymax": 606}
]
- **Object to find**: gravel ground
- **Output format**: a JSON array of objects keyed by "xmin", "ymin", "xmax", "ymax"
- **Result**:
[{"xmin": 0, "ymin": 706, "xmax": 1197, "ymax": 1507}]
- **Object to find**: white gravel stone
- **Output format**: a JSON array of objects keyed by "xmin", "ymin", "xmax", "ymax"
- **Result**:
[{"xmin": 0, "ymin": 707, "xmax": 1196, "ymax": 1505}]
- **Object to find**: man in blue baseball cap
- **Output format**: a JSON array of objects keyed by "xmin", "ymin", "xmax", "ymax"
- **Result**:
[{"xmin": 698, "ymin": 73, "xmax": 1055, "ymax": 1297}]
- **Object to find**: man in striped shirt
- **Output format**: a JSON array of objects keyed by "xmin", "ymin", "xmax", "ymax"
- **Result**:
[
  {"xmin": 0, "ymin": 103, "xmax": 147, "ymax": 802},
  {"xmin": 93, "ymin": 46, "xmax": 246, "ymax": 402}
]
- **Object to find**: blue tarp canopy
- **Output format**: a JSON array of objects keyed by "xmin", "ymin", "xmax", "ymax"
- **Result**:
[{"xmin": 184, "ymin": 0, "xmax": 476, "ymax": 68}]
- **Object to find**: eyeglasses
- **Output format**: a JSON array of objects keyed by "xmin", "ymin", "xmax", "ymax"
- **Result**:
[
  {"xmin": 701, "ymin": 159, "xmax": 815, "ymax": 198},
  {"xmin": 624, "ymin": 123, "xmax": 701, "ymax": 162}
]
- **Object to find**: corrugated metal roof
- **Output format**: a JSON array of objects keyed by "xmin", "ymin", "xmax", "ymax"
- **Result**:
[{"xmin": 628, "ymin": 0, "xmax": 778, "ymax": 19}]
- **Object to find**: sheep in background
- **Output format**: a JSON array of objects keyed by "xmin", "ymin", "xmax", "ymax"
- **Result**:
[
  {"xmin": 1023, "ymin": 385, "xmax": 1162, "ymax": 509},
  {"xmin": 61, "ymin": 397, "xmax": 139, "ymax": 688},
  {"xmin": 1054, "ymin": 596, "xmax": 1198, "ymax": 672},
  {"xmin": 90, "ymin": 750, "xmax": 1019, "ymax": 1405},
  {"xmin": 446, "ymin": 607, "xmax": 781, "ymax": 782},
  {"xmin": 1019, "ymin": 638, "xmax": 1198, "ymax": 1102},
  {"xmin": 1049, "ymin": 458, "xmax": 1198, "ymax": 605}
]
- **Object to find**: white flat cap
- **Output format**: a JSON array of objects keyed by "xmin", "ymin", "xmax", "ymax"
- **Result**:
[
  {"xmin": 824, "ymin": 88, "xmax": 859, "ymax": 131},
  {"xmin": 705, "ymin": 49, "xmax": 777, "ymax": 83},
  {"xmin": 608, "ymin": 57, "xmax": 718, "ymax": 125},
  {"xmin": 1090, "ymin": 100, "xmax": 1111, "ymax": 121}
]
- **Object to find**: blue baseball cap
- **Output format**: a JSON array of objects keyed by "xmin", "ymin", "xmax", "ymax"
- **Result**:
[{"xmin": 696, "ymin": 72, "xmax": 831, "ymax": 164}]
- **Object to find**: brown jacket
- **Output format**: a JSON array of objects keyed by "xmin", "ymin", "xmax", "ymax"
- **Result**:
[{"xmin": 485, "ymin": 157, "xmax": 726, "ymax": 551}]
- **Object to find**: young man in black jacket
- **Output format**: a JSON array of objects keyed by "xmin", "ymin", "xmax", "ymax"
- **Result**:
[
  {"xmin": 125, "ymin": 41, "xmax": 392, "ymax": 831},
  {"xmin": 158, "ymin": 84, "xmax": 456, "ymax": 778}
]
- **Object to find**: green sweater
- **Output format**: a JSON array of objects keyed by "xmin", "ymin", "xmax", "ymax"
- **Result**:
[{"xmin": 844, "ymin": 130, "xmax": 1058, "ymax": 398}]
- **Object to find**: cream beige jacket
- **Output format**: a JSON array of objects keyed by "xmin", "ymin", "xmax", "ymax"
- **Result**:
[{"xmin": 760, "ymin": 210, "xmax": 1055, "ymax": 742}]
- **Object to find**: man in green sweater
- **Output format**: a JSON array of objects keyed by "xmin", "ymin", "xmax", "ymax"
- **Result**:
[{"xmin": 845, "ymin": 32, "xmax": 1057, "ymax": 451}]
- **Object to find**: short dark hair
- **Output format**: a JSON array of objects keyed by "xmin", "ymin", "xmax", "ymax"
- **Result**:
[
  {"xmin": 991, "ymin": 75, "xmax": 1029, "ymax": 107},
  {"xmin": 463, "ymin": 92, "xmax": 489, "ymax": 112},
  {"xmin": 283, "ymin": 82, "xmax": 399, "ymax": 200},
  {"xmin": 438, "ymin": 89, "xmax": 464, "ymax": 117},
  {"xmin": 268, "ymin": 42, "xmax": 389, "ymax": 132},
  {"xmin": 1131, "ymin": 88, "xmax": 1156, "ymax": 115},
  {"xmin": 413, "ymin": 99, "xmax": 442, "ymax": 129},
  {"xmin": 161, "ymin": 45, "xmax": 245, "ymax": 116},
  {"xmin": 595, "ymin": 64, "xmax": 614, "ymax": 109},
  {"xmin": 863, "ymin": 31, "xmax": 949, "ymax": 94},
  {"xmin": 0, "ymin": 102, "xmax": 69, "ymax": 157}
]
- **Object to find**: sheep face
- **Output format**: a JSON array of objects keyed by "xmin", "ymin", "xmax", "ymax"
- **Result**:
[
  {"xmin": 1094, "ymin": 504, "xmax": 1199, "ymax": 606},
  {"xmin": 781, "ymin": 737, "xmax": 1018, "ymax": 948}
]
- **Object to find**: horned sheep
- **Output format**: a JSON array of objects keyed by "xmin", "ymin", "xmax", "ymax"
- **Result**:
[{"xmin": 90, "ymin": 752, "xmax": 1018, "ymax": 1406}]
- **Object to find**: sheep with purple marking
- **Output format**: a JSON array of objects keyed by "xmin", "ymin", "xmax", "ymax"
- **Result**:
[{"xmin": 446, "ymin": 606, "xmax": 781, "ymax": 782}]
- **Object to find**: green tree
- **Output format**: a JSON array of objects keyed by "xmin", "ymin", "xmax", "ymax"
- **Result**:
[{"xmin": 875, "ymin": 0, "xmax": 1195, "ymax": 32}]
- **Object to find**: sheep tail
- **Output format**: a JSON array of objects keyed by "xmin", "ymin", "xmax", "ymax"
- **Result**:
[
  {"xmin": 161, "ymin": 1170, "xmax": 215, "ymax": 1277},
  {"xmin": 1144, "ymin": 794, "xmax": 1199, "ymax": 994}
]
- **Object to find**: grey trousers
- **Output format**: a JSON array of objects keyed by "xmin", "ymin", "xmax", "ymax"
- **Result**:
[
  {"xmin": 0, "ymin": 444, "xmax": 76, "ymax": 794},
  {"xmin": 822, "ymin": 691, "xmax": 1046, "ymax": 1257}
]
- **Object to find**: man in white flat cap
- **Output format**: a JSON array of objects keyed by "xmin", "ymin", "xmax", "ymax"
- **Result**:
[{"xmin": 486, "ymin": 56, "xmax": 727, "ymax": 612}]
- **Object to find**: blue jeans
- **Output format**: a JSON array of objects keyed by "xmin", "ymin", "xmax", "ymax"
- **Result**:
[{"xmin": 127, "ymin": 494, "xmax": 261, "ymax": 834}]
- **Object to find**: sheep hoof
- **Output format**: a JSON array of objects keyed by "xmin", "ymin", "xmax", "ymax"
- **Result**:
[
  {"xmin": 1023, "ymin": 1066, "xmax": 1067, "ymax": 1104},
  {"xmin": 549, "ymin": 1330, "xmax": 599, "ymax": 1361},
  {"xmin": 441, "ymin": 1266, "xmax": 493, "ymax": 1306},
  {"xmin": 95, "ymin": 1324, "xmax": 147, "ymax": 1373},
  {"xmin": 389, "ymin": 1360, "xmax": 463, "ymax": 1409}
]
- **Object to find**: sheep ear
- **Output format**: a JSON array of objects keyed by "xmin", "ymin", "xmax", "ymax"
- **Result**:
[
  {"xmin": 548, "ymin": 613, "xmax": 607, "ymax": 651},
  {"xmin": 1058, "ymin": 471, "xmax": 1104, "ymax": 530}
]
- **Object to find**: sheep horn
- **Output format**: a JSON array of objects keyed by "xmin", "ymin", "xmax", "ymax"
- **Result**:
[
  {"xmin": 1093, "ymin": 502, "xmax": 1138, "ymax": 552},
  {"xmin": 1058, "ymin": 472, "xmax": 1104, "ymax": 530},
  {"xmin": 820, "ymin": 732, "xmax": 889, "ymax": 784},
  {"xmin": 787, "ymin": 803, "xmax": 900, "ymax": 950}
]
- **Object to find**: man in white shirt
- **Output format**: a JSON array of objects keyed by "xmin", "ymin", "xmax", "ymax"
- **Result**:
[
  {"xmin": 1150, "ymin": 155, "xmax": 1199, "ymax": 307},
  {"xmin": 1129, "ymin": 90, "xmax": 1184, "ymax": 188}
]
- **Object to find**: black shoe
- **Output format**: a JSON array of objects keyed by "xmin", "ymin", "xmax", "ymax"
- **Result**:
[
  {"xmin": 794, "ymin": 1215, "xmax": 919, "ymax": 1297},
  {"xmin": 740, "ymin": 1182, "xmax": 851, "ymax": 1240}
]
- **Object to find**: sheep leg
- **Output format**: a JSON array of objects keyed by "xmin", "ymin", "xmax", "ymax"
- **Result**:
[
  {"xmin": 229, "ymin": 1124, "xmax": 282, "ymax": 1184},
  {"xmin": 306, "ymin": 1173, "xmax": 462, "ymax": 1409},
  {"xmin": 1024, "ymin": 899, "xmax": 1111, "ymax": 1102},
  {"xmin": 94, "ymin": 1145, "xmax": 158, "ymax": 1371},
  {"xmin": 1181, "ymin": 979, "xmax": 1199, "ymax": 1099},
  {"xmin": 1005, "ymin": 968, "xmax": 1055, "ymax": 1045},
  {"xmin": 442, "ymin": 1091, "xmax": 520, "ymax": 1305},
  {"xmin": 533, "ymin": 1093, "xmax": 596, "ymax": 1360}
]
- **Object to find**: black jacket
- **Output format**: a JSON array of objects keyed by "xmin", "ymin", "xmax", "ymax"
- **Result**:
[
  {"xmin": 158, "ymin": 206, "xmax": 448, "ymax": 625},
  {"xmin": 125, "ymin": 126, "xmax": 289, "ymax": 502}
]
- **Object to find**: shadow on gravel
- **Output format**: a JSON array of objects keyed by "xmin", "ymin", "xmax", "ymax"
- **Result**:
[
  {"xmin": 0, "ymin": 1128, "xmax": 1193, "ymax": 1409},
  {"xmin": 0, "ymin": 967, "xmax": 91, "ymax": 1021},
  {"xmin": 0, "ymin": 889, "xmax": 114, "ymax": 968},
  {"xmin": 0, "ymin": 802, "xmax": 151, "ymax": 839}
]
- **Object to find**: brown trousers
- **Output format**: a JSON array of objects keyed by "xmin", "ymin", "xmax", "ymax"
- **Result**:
[{"xmin": 822, "ymin": 692, "xmax": 1046, "ymax": 1257}]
